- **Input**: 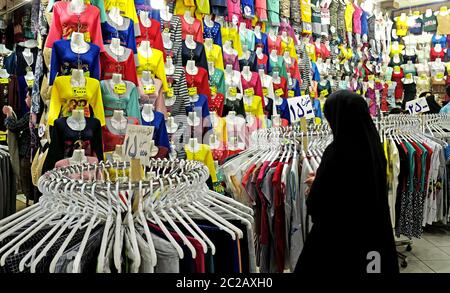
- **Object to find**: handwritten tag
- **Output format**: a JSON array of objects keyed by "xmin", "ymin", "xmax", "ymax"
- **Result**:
[
  {"xmin": 26, "ymin": 79, "xmax": 34, "ymax": 87},
  {"xmin": 124, "ymin": 124, "xmax": 155, "ymax": 166},
  {"xmin": 287, "ymin": 95, "xmax": 315, "ymax": 121},
  {"xmin": 244, "ymin": 88, "xmax": 254, "ymax": 97},
  {"xmin": 405, "ymin": 97, "xmax": 429, "ymax": 115},
  {"xmin": 228, "ymin": 87, "xmax": 237, "ymax": 97},
  {"xmin": 210, "ymin": 86, "xmax": 217, "ymax": 96},
  {"xmin": 275, "ymin": 88, "xmax": 284, "ymax": 97},
  {"xmin": 114, "ymin": 84, "xmax": 127, "ymax": 94},
  {"xmin": 72, "ymin": 87, "xmax": 87, "ymax": 97},
  {"xmin": 262, "ymin": 87, "xmax": 268, "ymax": 97},
  {"xmin": 188, "ymin": 87, "xmax": 197, "ymax": 96},
  {"xmin": 84, "ymin": 32, "xmax": 91, "ymax": 43},
  {"xmin": 288, "ymin": 90, "xmax": 295, "ymax": 98},
  {"xmin": 166, "ymin": 87, "xmax": 174, "ymax": 97},
  {"xmin": 320, "ymin": 89, "xmax": 329, "ymax": 97},
  {"xmin": 144, "ymin": 84, "xmax": 156, "ymax": 94},
  {"xmin": 0, "ymin": 78, "xmax": 9, "ymax": 84}
]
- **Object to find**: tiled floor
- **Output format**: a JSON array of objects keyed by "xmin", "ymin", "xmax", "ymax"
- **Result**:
[{"xmin": 398, "ymin": 226, "xmax": 450, "ymax": 273}]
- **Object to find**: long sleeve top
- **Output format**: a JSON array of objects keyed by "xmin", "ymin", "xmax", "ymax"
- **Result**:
[
  {"xmin": 42, "ymin": 116, "xmax": 104, "ymax": 174},
  {"xmin": 241, "ymin": 72, "xmax": 264, "ymax": 105},
  {"xmin": 209, "ymin": 69, "xmax": 226, "ymax": 96},
  {"xmin": 205, "ymin": 44, "xmax": 224, "ymax": 70},
  {"xmin": 185, "ymin": 67, "xmax": 211, "ymax": 100},
  {"xmin": 136, "ymin": 48, "xmax": 168, "ymax": 91},
  {"xmin": 48, "ymin": 76, "xmax": 105, "ymax": 126},
  {"xmin": 101, "ymin": 16, "xmax": 137, "ymax": 56},
  {"xmin": 165, "ymin": 66, "xmax": 190, "ymax": 117},
  {"xmin": 203, "ymin": 20, "xmax": 222, "ymax": 46},
  {"xmin": 102, "ymin": 117, "xmax": 139, "ymax": 152},
  {"xmin": 45, "ymin": 2, "xmax": 104, "ymax": 51},
  {"xmin": 100, "ymin": 80, "xmax": 141, "ymax": 122},
  {"xmin": 141, "ymin": 111, "xmax": 170, "ymax": 149},
  {"xmin": 104, "ymin": 0, "xmax": 140, "ymax": 34},
  {"xmin": 255, "ymin": 33, "xmax": 269, "ymax": 56},
  {"xmin": 180, "ymin": 15, "xmax": 204, "ymax": 43},
  {"xmin": 184, "ymin": 144, "xmax": 217, "ymax": 182},
  {"xmin": 49, "ymin": 40, "xmax": 101, "ymax": 85},
  {"xmin": 136, "ymin": 19, "xmax": 165, "ymax": 59},
  {"xmin": 137, "ymin": 78, "xmax": 167, "ymax": 117},
  {"xmin": 181, "ymin": 41, "xmax": 208, "ymax": 72},
  {"xmin": 160, "ymin": 15, "xmax": 183, "ymax": 66},
  {"xmin": 100, "ymin": 45, "xmax": 139, "ymax": 85},
  {"xmin": 185, "ymin": 93, "xmax": 211, "ymax": 120}
]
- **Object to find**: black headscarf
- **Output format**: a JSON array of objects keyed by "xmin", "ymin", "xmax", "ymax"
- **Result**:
[
  {"xmin": 295, "ymin": 90, "xmax": 399, "ymax": 275},
  {"xmin": 420, "ymin": 92, "xmax": 441, "ymax": 114}
]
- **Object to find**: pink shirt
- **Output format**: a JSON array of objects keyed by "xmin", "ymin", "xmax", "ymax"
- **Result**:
[
  {"xmin": 255, "ymin": 0, "xmax": 268, "ymax": 21},
  {"xmin": 227, "ymin": 0, "xmax": 242, "ymax": 20},
  {"xmin": 180, "ymin": 16, "xmax": 204, "ymax": 43},
  {"xmin": 137, "ymin": 78, "xmax": 167, "ymax": 118},
  {"xmin": 241, "ymin": 72, "xmax": 264, "ymax": 106},
  {"xmin": 352, "ymin": 4, "xmax": 363, "ymax": 34},
  {"xmin": 46, "ymin": 2, "xmax": 104, "ymax": 51}
]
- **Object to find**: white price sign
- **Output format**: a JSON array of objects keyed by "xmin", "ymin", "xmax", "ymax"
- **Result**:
[
  {"xmin": 405, "ymin": 97, "xmax": 429, "ymax": 115},
  {"xmin": 288, "ymin": 95, "xmax": 315, "ymax": 121},
  {"xmin": 123, "ymin": 124, "xmax": 155, "ymax": 165}
]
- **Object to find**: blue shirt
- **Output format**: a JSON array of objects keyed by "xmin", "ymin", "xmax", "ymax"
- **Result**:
[
  {"xmin": 312, "ymin": 99, "xmax": 322, "ymax": 119},
  {"xmin": 287, "ymin": 79, "xmax": 301, "ymax": 97},
  {"xmin": 276, "ymin": 98, "xmax": 291, "ymax": 124},
  {"xmin": 185, "ymin": 94, "xmax": 211, "ymax": 120},
  {"xmin": 361, "ymin": 11, "xmax": 369, "ymax": 36},
  {"xmin": 311, "ymin": 62, "xmax": 320, "ymax": 81},
  {"xmin": 432, "ymin": 34, "xmax": 447, "ymax": 48},
  {"xmin": 255, "ymin": 33, "xmax": 269, "ymax": 56},
  {"xmin": 50, "ymin": 40, "xmax": 101, "ymax": 85},
  {"xmin": 101, "ymin": 17, "xmax": 137, "ymax": 55},
  {"xmin": 203, "ymin": 20, "xmax": 222, "ymax": 46},
  {"xmin": 141, "ymin": 110, "xmax": 170, "ymax": 149}
]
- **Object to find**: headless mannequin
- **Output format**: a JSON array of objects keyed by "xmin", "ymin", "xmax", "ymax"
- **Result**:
[
  {"xmin": 187, "ymin": 111, "xmax": 200, "ymax": 126},
  {"xmin": 0, "ymin": 68, "xmax": 9, "ymax": 78},
  {"xmin": 283, "ymin": 51, "xmax": 292, "ymax": 65},
  {"xmin": 71, "ymin": 69, "xmax": 86, "ymax": 87},
  {"xmin": 183, "ymin": 11, "xmax": 195, "ymax": 24},
  {"xmin": 160, "ymin": 5, "xmax": 172, "ymax": 22},
  {"xmin": 256, "ymin": 47, "xmax": 264, "ymax": 59},
  {"xmin": 142, "ymin": 103, "xmax": 155, "ymax": 122},
  {"xmin": 163, "ymin": 32, "xmax": 172, "ymax": 49},
  {"xmin": 204, "ymin": 14, "xmax": 214, "ymax": 27},
  {"xmin": 139, "ymin": 10, "xmax": 151, "ymax": 28},
  {"xmin": 23, "ymin": 48, "xmax": 35, "ymax": 81},
  {"xmin": 186, "ymin": 137, "xmax": 200, "ymax": 153},
  {"xmin": 67, "ymin": 109, "xmax": 86, "ymax": 131},
  {"xmin": 141, "ymin": 71, "xmax": 154, "ymax": 86},
  {"xmin": 434, "ymin": 44, "xmax": 443, "ymax": 53},
  {"xmin": 111, "ymin": 109, "xmax": 127, "ymax": 130},
  {"xmin": 110, "ymin": 37, "xmax": 125, "ymax": 57},
  {"xmin": 69, "ymin": 149, "xmax": 87, "ymax": 165},
  {"xmin": 165, "ymin": 57, "xmax": 175, "ymax": 75},
  {"xmin": 109, "ymin": 6, "xmax": 124, "ymax": 26},
  {"xmin": 208, "ymin": 61, "xmax": 215, "ymax": 76},
  {"xmin": 185, "ymin": 34, "xmax": 197, "ymax": 50},
  {"xmin": 272, "ymin": 71, "xmax": 281, "ymax": 84},
  {"xmin": 223, "ymin": 41, "xmax": 236, "ymax": 56},
  {"xmin": 113, "ymin": 144, "xmax": 125, "ymax": 162},
  {"xmin": 268, "ymin": 28, "xmax": 277, "ymax": 41},
  {"xmin": 69, "ymin": 0, "xmax": 85, "ymax": 14},
  {"xmin": 270, "ymin": 49, "xmax": 278, "ymax": 62},
  {"xmin": 138, "ymin": 40, "xmax": 153, "ymax": 58},
  {"xmin": 70, "ymin": 32, "xmax": 90, "ymax": 54},
  {"xmin": 205, "ymin": 38, "xmax": 213, "ymax": 51},
  {"xmin": 166, "ymin": 114, "xmax": 178, "ymax": 133},
  {"xmin": 241, "ymin": 65, "xmax": 252, "ymax": 82},
  {"xmin": 186, "ymin": 60, "xmax": 199, "ymax": 103},
  {"xmin": 425, "ymin": 9, "xmax": 433, "ymax": 17},
  {"xmin": 111, "ymin": 73, "xmax": 124, "ymax": 86},
  {"xmin": 281, "ymin": 31, "xmax": 289, "ymax": 43},
  {"xmin": 254, "ymin": 25, "xmax": 262, "ymax": 39}
]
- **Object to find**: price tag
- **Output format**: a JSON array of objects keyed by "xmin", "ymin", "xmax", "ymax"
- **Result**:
[
  {"xmin": 0, "ymin": 131, "xmax": 6, "ymax": 142},
  {"xmin": 114, "ymin": 84, "xmax": 127, "ymax": 94},
  {"xmin": 405, "ymin": 97, "xmax": 430, "ymax": 115},
  {"xmin": 309, "ymin": 91, "xmax": 316, "ymax": 98},
  {"xmin": 262, "ymin": 87, "xmax": 269, "ymax": 97},
  {"xmin": 26, "ymin": 79, "xmax": 34, "ymax": 87},
  {"xmin": 287, "ymin": 95, "xmax": 315, "ymax": 121},
  {"xmin": 0, "ymin": 78, "xmax": 9, "ymax": 84},
  {"xmin": 436, "ymin": 72, "xmax": 445, "ymax": 79},
  {"xmin": 228, "ymin": 87, "xmax": 237, "ymax": 97},
  {"xmin": 320, "ymin": 89, "xmax": 329, "ymax": 97},
  {"xmin": 124, "ymin": 124, "xmax": 155, "ymax": 166},
  {"xmin": 84, "ymin": 32, "xmax": 91, "ymax": 43},
  {"xmin": 144, "ymin": 84, "xmax": 156, "ymax": 94},
  {"xmin": 210, "ymin": 86, "xmax": 217, "ymax": 96},
  {"xmin": 72, "ymin": 87, "xmax": 87, "ymax": 97},
  {"xmin": 275, "ymin": 88, "xmax": 284, "ymax": 97},
  {"xmin": 288, "ymin": 90, "xmax": 295, "ymax": 98},
  {"xmin": 166, "ymin": 87, "xmax": 174, "ymax": 97},
  {"xmin": 406, "ymin": 73, "xmax": 413, "ymax": 79},
  {"xmin": 188, "ymin": 87, "xmax": 197, "ymax": 96},
  {"xmin": 244, "ymin": 88, "xmax": 254, "ymax": 97}
]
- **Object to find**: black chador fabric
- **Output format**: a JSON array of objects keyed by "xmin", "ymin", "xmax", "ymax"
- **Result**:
[{"xmin": 295, "ymin": 90, "xmax": 399, "ymax": 275}]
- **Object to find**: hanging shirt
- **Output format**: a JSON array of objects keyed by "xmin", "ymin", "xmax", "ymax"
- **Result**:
[
  {"xmin": 241, "ymin": 72, "xmax": 264, "ymax": 101},
  {"xmin": 431, "ymin": 35, "xmax": 447, "ymax": 48},
  {"xmin": 278, "ymin": 37, "xmax": 297, "ymax": 59},
  {"xmin": 274, "ymin": 98, "xmax": 290, "ymax": 123},
  {"xmin": 360, "ymin": 11, "xmax": 369, "ymax": 36},
  {"xmin": 184, "ymin": 144, "xmax": 217, "ymax": 182},
  {"xmin": 223, "ymin": 51, "xmax": 240, "ymax": 71},
  {"xmin": 102, "ymin": 117, "xmax": 140, "ymax": 152},
  {"xmin": 141, "ymin": 111, "xmax": 170, "ymax": 149},
  {"xmin": 100, "ymin": 46, "xmax": 138, "ymax": 85},
  {"xmin": 136, "ymin": 19, "xmax": 165, "ymax": 59},
  {"xmin": 239, "ymin": 52, "xmax": 258, "ymax": 72},
  {"xmin": 136, "ymin": 48, "xmax": 168, "ymax": 91},
  {"xmin": 273, "ymin": 77, "xmax": 288, "ymax": 99},
  {"xmin": 49, "ymin": 40, "xmax": 101, "ymax": 85},
  {"xmin": 205, "ymin": 44, "xmax": 224, "ymax": 70},
  {"xmin": 209, "ymin": 69, "xmax": 226, "ymax": 96},
  {"xmin": 437, "ymin": 13, "xmax": 450, "ymax": 35},
  {"xmin": 285, "ymin": 59, "xmax": 301, "ymax": 82},
  {"xmin": 409, "ymin": 15, "xmax": 423, "ymax": 35},
  {"xmin": 430, "ymin": 47, "xmax": 445, "ymax": 62},
  {"xmin": 287, "ymin": 79, "xmax": 301, "ymax": 98},
  {"xmin": 243, "ymin": 96, "xmax": 265, "ymax": 123},
  {"xmin": 137, "ymin": 78, "xmax": 167, "ymax": 117},
  {"xmin": 423, "ymin": 14, "xmax": 437, "ymax": 33},
  {"xmin": 221, "ymin": 26, "xmax": 243, "ymax": 58},
  {"xmin": 256, "ymin": 54, "xmax": 269, "ymax": 73},
  {"xmin": 101, "ymin": 16, "xmax": 137, "ymax": 57},
  {"xmin": 181, "ymin": 41, "xmax": 209, "ymax": 72},
  {"xmin": 268, "ymin": 56, "xmax": 288, "ymax": 79},
  {"xmin": 267, "ymin": 35, "xmax": 282, "ymax": 54},
  {"xmin": 46, "ymin": 1, "xmax": 104, "ymax": 51},
  {"xmin": 180, "ymin": 16, "xmax": 204, "ymax": 43},
  {"xmin": 255, "ymin": 33, "xmax": 269, "ymax": 56},
  {"xmin": 185, "ymin": 67, "xmax": 211, "ymax": 100},
  {"xmin": 208, "ymin": 93, "xmax": 225, "ymax": 116},
  {"xmin": 104, "ymin": 0, "xmax": 139, "ymax": 34},
  {"xmin": 100, "ymin": 79, "xmax": 141, "ymax": 122},
  {"xmin": 203, "ymin": 20, "xmax": 222, "ymax": 46},
  {"xmin": 352, "ymin": 4, "xmax": 362, "ymax": 34},
  {"xmin": 160, "ymin": 15, "xmax": 183, "ymax": 66},
  {"xmin": 395, "ymin": 16, "xmax": 408, "ymax": 36},
  {"xmin": 48, "ymin": 76, "xmax": 105, "ymax": 126},
  {"xmin": 185, "ymin": 93, "xmax": 210, "ymax": 120},
  {"xmin": 344, "ymin": 2, "xmax": 354, "ymax": 32},
  {"xmin": 240, "ymin": 28, "xmax": 256, "ymax": 52}
]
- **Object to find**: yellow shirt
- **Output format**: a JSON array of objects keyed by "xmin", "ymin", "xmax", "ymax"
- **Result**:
[
  {"xmin": 344, "ymin": 3, "xmax": 355, "ymax": 32},
  {"xmin": 221, "ymin": 27, "xmax": 243, "ymax": 58},
  {"xmin": 339, "ymin": 45, "xmax": 353, "ymax": 63},
  {"xmin": 213, "ymin": 116, "xmax": 227, "ymax": 144},
  {"xmin": 389, "ymin": 44, "xmax": 405, "ymax": 57},
  {"xmin": 48, "ymin": 76, "xmax": 105, "ymax": 126},
  {"xmin": 280, "ymin": 37, "xmax": 297, "ymax": 59},
  {"xmin": 104, "ymin": 0, "xmax": 138, "ymax": 28},
  {"xmin": 243, "ymin": 95, "xmax": 265, "ymax": 128},
  {"xmin": 136, "ymin": 49, "xmax": 168, "ymax": 92},
  {"xmin": 395, "ymin": 16, "xmax": 408, "ymax": 36},
  {"xmin": 437, "ymin": 13, "xmax": 450, "ymax": 35},
  {"xmin": 301, "ymin": 0, "xmax": 312, "ymax": 23},
  {"xmin": 205, "ymin": 44, "xmax": 224, "ymax": 70},
  {"xmin": 174, "ymin": 0, "xmax": 196, "ymax": 16},
  {"xmin": 305, "ymin": 43, "xmax": 316, "ymax": 62},
  {"xmin": 185, "ymin": 144, "xmax": 218, "ymax": 182}
]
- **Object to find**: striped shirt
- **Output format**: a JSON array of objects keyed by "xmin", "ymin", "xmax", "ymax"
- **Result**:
[{"xmin": 161, "ymin": 15, "xmax": 183, "ymax": 66}]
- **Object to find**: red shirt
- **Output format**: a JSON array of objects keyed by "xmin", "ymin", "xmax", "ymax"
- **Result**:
[
  {"xmin": 256, "ymin": 161, "xmax": 272, "ymax": 245},
  {"xmin": 180, "ymin": 16, "xmax": 204, "ymax": 43},
  {"xmin": 315, "ymin": 43, "xmax": 330, "ymax": 60},
  {"xmin": 102, "ymin": 117, "xmax": 139, "ymax": 153},
  {"xmin": 136, "ymin": 19, "xmax": 165, "ymax": 59},
  {"xmin": 208, "ymin": 93, "xmax": 225, "ymax": 116},
  {"xmin": 391, "ymin": 70, "xmax": 404, "ymax": 101},
  {"xmin": 272, "ymin": 162, "xmax": 286, "ymax": 273},
  {"xmin": 241, "ymin": 72, "xmax": 264, "ymax": 107},
  {"xmin": 267, "ymin": 36, "xmax": 281, "ymax": 53},
  {"xmin": 185, "ymin": 67, "xmax": 211, "ymax": 100},
  {"xmin": 430, "ymin": 47, "xmax": 445, "ymax": 61},
  {"xmin": 285, "ymin": 58, "xmax": 301, "ymax": 81},
  {"xmin": 273, "ymin": 77, "xmax": 288, "ymax": 99},
  {"xmin": 100, "ymin": 49, "xmax": 139, "ymax": 85}
]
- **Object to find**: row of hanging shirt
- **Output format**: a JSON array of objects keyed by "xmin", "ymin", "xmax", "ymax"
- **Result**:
[
  {"xmin": 0, "ymin": 145, "xmax": 17, "ymax": 220},
  {"xmin": 381, "ymin": 114, "xmax": 450, "ymax": 240},
  {"xmin": 220, "ymin": 125, "xmax": 333, "ymax": 273},
  {"xmin": 0, "ymin": 159, "xmax": 257, "ymax": 273}
]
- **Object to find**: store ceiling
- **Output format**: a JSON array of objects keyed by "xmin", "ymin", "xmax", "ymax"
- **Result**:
[{"xmin": 377, "ymin": 0, "xmax": 449, "ymax": 9}]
